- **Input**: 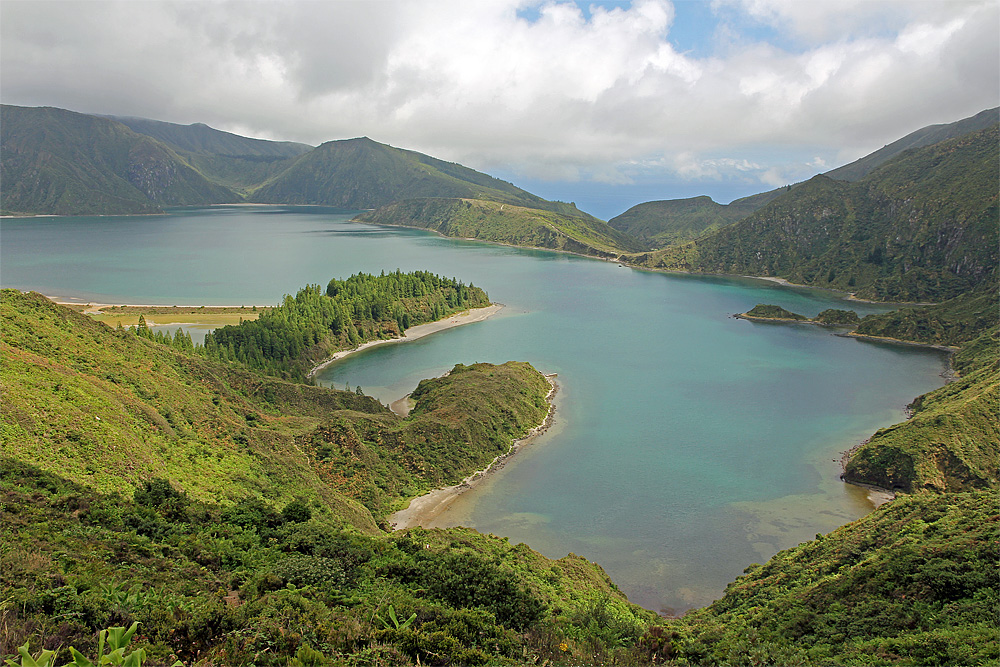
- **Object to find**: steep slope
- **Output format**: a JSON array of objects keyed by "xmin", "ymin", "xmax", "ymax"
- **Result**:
[
  {"xmin": 826, "ymin": 107, "xmax": 999, "ymax": 182},
  {"xmin": 681, "ymin": 491, "xmax": 998, "ymax": 666},
  {"xmin": 0, "ymin": 105, "xmax": 239, "ymax": 215},
  {"xmin": 356, "ymin": 197, "xmax": 644, "ymax": 258},
  {"xmin": 251, "ymin": 136, "xmax": 582, "ymax": 214},
  {"xmin": 1, "ymin": 288, "xmax": 382, "ymax": 530},
  {"xmin": 0, "ymin": 289, "xmax": 552, "ymax": 524},
  {"xmin": 633, "ymin": 124, "xmax": 999, "ymax": 302},
  {"xmin": 843, "ymin": 307, "xmax": 999, "ymax": 494},
  {"xmin": 606, "ymin": 108, "xmax": 997, "ymax": 251},
  {"xmin": 111, "ymin": 115, "xmax": 314, "ymax": 194},
  {"xmin": 853, "ymin": 286, "xmax": 997, "ymax": 346}
]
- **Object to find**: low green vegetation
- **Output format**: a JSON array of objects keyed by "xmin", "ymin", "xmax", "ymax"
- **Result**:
[
  {"xmin": 202, "ymin": 271, "xmax": 489, "ymax": 381},
  {"xmin": 681, "ymin": 491, "xmax": 998, "ymax": 666},
  {"xmin": 853, "ymin": 287, "xmax": 997, "ymax": 346},
  {"xmin": 739, "ymin": 304, "xmax": 860, "ymax": 326},
  {"xmin": 740, "ymin": 304, "xmax": 809, "ymax": 321},
  {"xmin": 355, "ymin": 197, "xmax": 643, "ymax": 258},
  {"xmin": 1, "ymin": 459, "xmax": 656, "ymax": 666},
  {"xmin": 250, "ymin": 137, "xmax": 580, "ymax": 215},
  {"xmin": 0, "ymin": 107, "xmax": 593, "ymax": 219},
  {"xmin": 844, "ymin": 329, "xmax": 999, "ymax": 493},
  {"xmin": 5, "ymin": 283, "xmax": 999, "ymax": 665},
  {"xmin": 0, "ymin": 289, "xmax": 536, "ymax": 522}
]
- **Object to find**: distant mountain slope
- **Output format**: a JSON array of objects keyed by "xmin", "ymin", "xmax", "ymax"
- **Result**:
[
  {"xmin": 607, "ymin": 193, "xmax": 778, "ymax": 248},
  {"xmin": 251, "ymin": 136, "xmax": 583, "ymax": 213},
  {"xmin": 356, "ymin": 197, "xmax": 645, "ymax": 258},
  {"xmin": 632, "ymin": 124, "xmax": 999, "ymax": 302},
  {"xmin": 826, "ymin": 107, "xmax": 999, "ymax": 182},
  {"xmin": 1, "ymin": 105, "xmax": 239, "ymax": 215},
  {"xmin": 3, "ymin": 106, "xmax": 594, "ymax": 218},
  {"xmin": 111, "ymin": 115, "xmax": 315, "ymax": 193},
  {"xmin": 109, "ymin": 115, "xmax": 313, "ymax": 157},
  {"xmin": 609, "ymin": 108, "xmax": 997, "ymax": 251}
]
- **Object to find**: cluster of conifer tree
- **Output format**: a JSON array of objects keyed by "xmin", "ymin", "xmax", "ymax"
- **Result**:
[
  {"xmin": 199, "ymin": 271, "xmax": 488, "ymax": 378},
  {"xmin": 129, "ymin": 314, "xmax": 196, "ymax": 352}
]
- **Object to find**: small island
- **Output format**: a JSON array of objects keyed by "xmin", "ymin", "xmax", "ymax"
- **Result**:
[{"xmin": 736, "ymin": 303, "xmax": 861, "ymax": 326}]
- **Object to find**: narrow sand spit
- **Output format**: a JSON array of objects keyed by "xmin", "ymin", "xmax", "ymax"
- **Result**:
[
  {"xmin": 388, "ymin": 374, "xmax": 558, "ymax": 530},
  {"xmin": 307, "ymin": 303, "xmax": 504, "ymax": 379}
]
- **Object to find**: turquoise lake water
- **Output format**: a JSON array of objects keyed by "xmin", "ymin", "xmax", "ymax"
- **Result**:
[{"xmin": 1, "ymin": 206, "xmax": 949, "ymax": 613}]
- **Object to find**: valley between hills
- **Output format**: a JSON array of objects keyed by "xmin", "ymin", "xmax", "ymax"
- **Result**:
[{"xmin": 1, "ymin": 104, "xmax": 997, "ymax": 666}]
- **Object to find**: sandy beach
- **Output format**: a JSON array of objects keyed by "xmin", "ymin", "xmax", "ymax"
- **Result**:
[
  {"xmin": 306, "ymin": 303, "xmax": 504, "ymax": 378},
  {"xmin": 389, "ymin": 373, "xmax": 558, "ymax": 530}
]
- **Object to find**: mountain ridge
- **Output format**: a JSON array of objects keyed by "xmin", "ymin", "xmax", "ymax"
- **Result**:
[
  {"xmin": 605, "ymin": 107, "xmax": 997, "ymax": 251},
  {"xmin": 628, "ymin": 123, "xmax": 999, "ymax": 303},
  {"xmin": 0, "ymin": 105, "xmax": 240, "ymax": 215}
]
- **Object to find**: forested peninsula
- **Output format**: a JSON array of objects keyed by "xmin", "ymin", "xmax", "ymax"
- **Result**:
[{"xmin": 200, "ymin": 271, "xmax": 489, "ymax": 382}]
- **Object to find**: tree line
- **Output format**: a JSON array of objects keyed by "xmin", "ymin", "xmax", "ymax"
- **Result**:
[{"xmin": 185, "ymin": 271, "xmax": 489, "ymax": 380}]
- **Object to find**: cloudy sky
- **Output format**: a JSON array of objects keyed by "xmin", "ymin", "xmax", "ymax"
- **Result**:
[{"xmin": 2, "ymin": 0, "xmax": 997, "ymax": 218}]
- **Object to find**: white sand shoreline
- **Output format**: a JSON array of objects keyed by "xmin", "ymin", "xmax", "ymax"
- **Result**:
[
  {"xmin": 388, "ymin": 373, "xmax": 558, "ymax": 530},
  {"xmin": 46, "ymin": 296, "xmax": 269, "ymax": 309},
  {"xmin": 306, "ymin": 303, "xmax": 504, "ymax": 379}
]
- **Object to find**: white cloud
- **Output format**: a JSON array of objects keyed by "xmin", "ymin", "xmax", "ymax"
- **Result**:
[{"xmin": 1, "ymin": 0, "xmax": 996, "ymax": 202}]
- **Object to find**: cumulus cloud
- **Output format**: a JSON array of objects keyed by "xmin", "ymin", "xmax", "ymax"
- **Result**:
[{"xmin": 1, "ymin": 0, "xmax": 996, "ymax": 204}]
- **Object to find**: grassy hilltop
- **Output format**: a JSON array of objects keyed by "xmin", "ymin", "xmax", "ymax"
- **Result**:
[{"xmin": 356, "ymin": 197, "xmax": 644, "ymax": 258}]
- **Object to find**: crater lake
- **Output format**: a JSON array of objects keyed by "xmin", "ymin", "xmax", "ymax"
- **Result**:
[{"xmin": 1, "ymin": 206, "xmax": 949, "ymax": 613}]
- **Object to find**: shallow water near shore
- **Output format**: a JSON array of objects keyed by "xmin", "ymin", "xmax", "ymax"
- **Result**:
[{"xmin": 2, "ymin": 207, "xmax": 949, "ymax": 613}]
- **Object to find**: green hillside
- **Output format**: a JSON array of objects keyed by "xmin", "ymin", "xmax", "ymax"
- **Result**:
[
  {"xmin": 4, "ymin": 286, "xmax": 998, "ymax": 665},
  {"xmin": 854, "ymin": 286, "xmax": 998, "ymax": 346},
  {"xmin": 355, "ymin": 197, "xmax": 644, "ymax": 258},
  {"xmin": 607, "ymin": 194, "xmax": 765, "ymax": 248},
  {"xmin": 826, "ymin": 107, "xmax": 999, "ymax": 182},
  {"xmin": 605, "ymin": 109, "xmax": 997, "ymax": 251},
  {"xmin": 844, "ymin": 332, "xmax": 998, "ymax": 494},
  {"xmin": 111, "ymin": 115, "xmax": 314, "ymax": 194},
  {"xmin": 0, "ymin": 105, "xmax": 239, "ymax": 215},
  {"xmin": 632, "ymin": 124, "xmax": 999, "ymax": 303},
  {"xmin": 252, "ymin": 136, "xmax": 572, "ymax": 213},
  {"xmin": 1, "ymin": 287, "xmax": 554, "ymax": 519},
  {"xmin": 682, "ymin": 491, "xmax": 998, "ymax": 666},
  {"xmin": 1, "ymin": 288, "xmax": 662, "ymax": 665},
  {"xmin": 841, "ymin": 288, "xmax": 1000, "ymax": 495},
  {"xmin": 2, "ymin": 107, "xmax": 600, "ymax": 220}
]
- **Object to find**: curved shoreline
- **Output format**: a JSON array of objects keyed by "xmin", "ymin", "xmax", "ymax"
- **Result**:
[
  {"xmin": 306, "ymin": 303, "xmax": 504, "ymax": 379},
  {"xmin": 388, "ymin": 373, "xmax": 558, "ymax": 530}
]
